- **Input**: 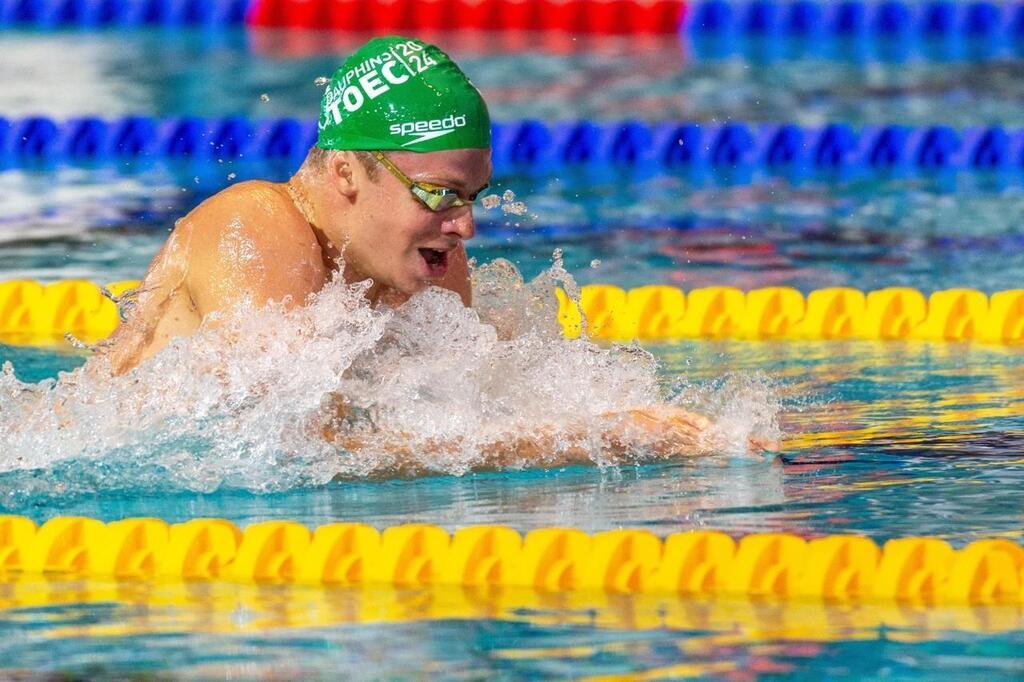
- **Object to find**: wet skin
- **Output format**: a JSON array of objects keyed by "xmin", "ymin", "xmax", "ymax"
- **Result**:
[
  {"xmin": 92, "ymin": 147, "xmax": 772, "ymax": 459},
  {"xmin": 96, "ymin": 148, "xmax": 490, "ymax": 375}
]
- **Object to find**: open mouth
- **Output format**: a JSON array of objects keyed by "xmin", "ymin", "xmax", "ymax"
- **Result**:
[{"xmin": 418, "ymin": 248, "xmax": 449, "ymax": 277}]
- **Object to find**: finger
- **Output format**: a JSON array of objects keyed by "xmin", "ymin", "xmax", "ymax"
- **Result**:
[{"xmin": 748, "ymin": 436, "xmax": 781, "ymax": 453}]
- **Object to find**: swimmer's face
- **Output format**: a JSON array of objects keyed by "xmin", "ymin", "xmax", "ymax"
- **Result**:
[{"xmin": 342, "ymin": 148, "xmax": 492, "ymax": 295}]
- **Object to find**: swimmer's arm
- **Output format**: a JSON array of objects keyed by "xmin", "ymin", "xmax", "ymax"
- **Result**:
[
  {"xmin": 90, "ymin": 233, "xmax": 200, "ymax": 375},
  {"xmin": 324, "ymin": 406, "xmax": 721, "ymax": 476},
  {"xmin": 92, "ymin": 183, "xmax": 327, "ymax": 375}
]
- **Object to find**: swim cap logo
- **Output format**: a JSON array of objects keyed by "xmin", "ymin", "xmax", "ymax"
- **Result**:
[
  {"xmin": 317, "ymin": 37, "xmax": 490, "ymax": 152},
  {"xmin": 389, "ymin": 115, "xmax": 468, "ymax": 147},
  {"xmin": 320, "ymin": 41, "xmax": 439, "ymax": 130}
]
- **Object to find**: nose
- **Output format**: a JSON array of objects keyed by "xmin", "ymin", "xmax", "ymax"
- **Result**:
[{"xmin": 442, "ymin": 207, "xmax": 476, "ymax": 241}]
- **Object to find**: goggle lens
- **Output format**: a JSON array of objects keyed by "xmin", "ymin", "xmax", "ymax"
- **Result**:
[{"xmin": 412, "ymin": 185, "xmax": 466, "ymax": 212}]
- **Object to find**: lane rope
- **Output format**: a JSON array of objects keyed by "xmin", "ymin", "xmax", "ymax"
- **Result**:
[
  {"xmin": 0, "ymin": 515, "xmax": 1022, "ymax": 606},
  {"xmin": 0, "ymin": 0, "xmax": 687, "ymax": 32},
  {"xmin": 2, "ymin": 280, "xmax": 1023, "ymax": 345},
  {"xmin": 4, "ymin": 116, "xmax": 1023, "ymax": 178},
  {"xmin": 687, "ymin": 0, "xmax": 1019, "ymax": 44}
]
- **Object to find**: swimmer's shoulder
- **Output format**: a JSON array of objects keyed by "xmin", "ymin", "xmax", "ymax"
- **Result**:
[
  {"xmin": 179, "ymin": 180, "xmax": 329, "ymax": 314},
  {"xmin": 182, "ymin": 180, "xmax": 321, "ymax": 262},
  {"xmin": 181, "ymin": 180, "xmax": 308, "ymax": 237}
]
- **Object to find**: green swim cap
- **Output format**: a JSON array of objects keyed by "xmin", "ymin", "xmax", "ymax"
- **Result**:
[{"xmin": 317, "ymin": 36, "xmax": 490, "ymax": 153}]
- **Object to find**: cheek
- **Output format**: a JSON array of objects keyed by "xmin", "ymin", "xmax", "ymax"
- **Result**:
[
  {"xmin": 392, "ymin": 210, "xmax": 439, "ymax": 247},
  {"xmin": 361, "ymin": 191, "xmax": 438, "ymax": 252}
]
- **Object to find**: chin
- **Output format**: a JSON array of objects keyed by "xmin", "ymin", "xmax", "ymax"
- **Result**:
[{"xmin": 395, "ymin": 276, "xmax": 431, "ymax": 297}]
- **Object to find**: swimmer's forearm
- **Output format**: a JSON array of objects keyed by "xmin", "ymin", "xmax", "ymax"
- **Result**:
[
  {"xmin": 325, "ymin": 429, "xmax": 592, "ymax": 474},
  {"xmin": 323, "ymin": 413, "xmax": 712, "ymax": 476}
]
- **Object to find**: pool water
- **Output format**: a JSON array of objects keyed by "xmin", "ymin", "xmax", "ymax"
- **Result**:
[
  {"xmin": 3, "ymin": 339, "xmax": 1024, "ymax": 541},
  {"xmin": 1, "ymin": 339, "xmax": 1023, "ymax": 678},
  {"xmin": 7, "ymin": 29, "xmax": 1024, "ymax": 125},
  {"xmin": 1, "ymin": 23, "xmax": 1023, "ymax": 680},
  {"xmin": 9, "ymin": 169, "xmax": 1024, "ymax": 292}
]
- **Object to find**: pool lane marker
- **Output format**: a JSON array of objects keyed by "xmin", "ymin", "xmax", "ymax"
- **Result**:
[
  {"xmin": 0, "ymin": 516, "xmax": 1022, "ymax": 606},
  {"xmin": 9, "ymin": 116, "xmax": 1024, "ymax": 179},
  {"xmin": 1, "ymin": 280, "xmax": 1023, "ymax": 345}
]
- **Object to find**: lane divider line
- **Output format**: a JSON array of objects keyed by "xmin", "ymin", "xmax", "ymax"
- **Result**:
[
  {"xmin": 1, "ymin": 516, "xmax": 1022, "ymax": 605},
  {"xmin": 5, "ymin": 116, "xmax": 1024, "ymax": 178},
  {"xmin": 2, "ymin": 280, "xmax": 1023, "ymax": 345}
]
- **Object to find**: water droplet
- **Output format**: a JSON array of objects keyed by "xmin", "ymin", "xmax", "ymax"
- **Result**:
[
  {"xmin": 481, "ymin": 194, "xmax": 501, "ymax": 210},
  {"xmin": 590, "ymin": 259, "xmax": 601, "ymax": 268},
  {"xmin": 64, "ymin": 333, "xmax": 91, "ymax": 350},
  {"xmin": 227, "ymin": 172, "xmax": 237, "ymax": 180},
  {"xmin": 314, "ymin": 76, "xmax": 330, "ymax": 87},
  {"xmin": 502, "ymin": 189, "xmax": 516, "ymax": 202},
  {"xmin": 501, "ymin": 201, "xmax": 528, "ymax": 216},
  {"xmin": 259, "ymin": 93, "xmax": 270, "ymax": 103}
]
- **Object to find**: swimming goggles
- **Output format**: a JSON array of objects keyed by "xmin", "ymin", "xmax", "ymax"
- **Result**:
[{"xmin": 372, "ymin": 150, "xmax": 486, "ymax": 212}]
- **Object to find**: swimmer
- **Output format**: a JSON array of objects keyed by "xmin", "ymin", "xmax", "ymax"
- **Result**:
[{"xmin": 94, "ymin": 36, "xmax": 765, "ymax": 461}]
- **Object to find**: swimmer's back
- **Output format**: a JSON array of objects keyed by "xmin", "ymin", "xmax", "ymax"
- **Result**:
[{"xmin": 97, "ymin": 180, "xmax": 329, "ymax": 374}]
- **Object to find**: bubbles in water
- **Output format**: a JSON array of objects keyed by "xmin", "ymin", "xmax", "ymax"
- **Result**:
[
  {"xmin": 0, "ymin": 261, "xmax": 782, "ymax": 504},
  {"xmin": 481, "ymin": 194, "xmax": 501, "ymax": 210},
  {"xmin": 227, "ymin": 173, "xmax": 237, "ymax": 181},
  {"xmin": 590, "ymin": 259, "xmax": 601, "ymax": 269},
  {"xmin": 669, "ymin": 372, "xmax": 783, "ymax": 457},
  {"xmin": 502, "ymin": 190, "xmax": 516, "ymax": 203},
  {"xmin": 259, "ymin": 93, "xmax": 271, "ymax": 103},
  {"xmin": 314, "ymin": 76, "xmax": 330, "ymax": 88}
]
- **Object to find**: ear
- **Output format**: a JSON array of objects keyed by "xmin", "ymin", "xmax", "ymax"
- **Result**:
[{"xmin": 328, "ymin": 151, "xmax": 359, "ymax": 200}]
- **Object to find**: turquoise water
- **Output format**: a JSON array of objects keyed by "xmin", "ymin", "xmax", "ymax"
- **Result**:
[
  {"xmin": 6, "ymin": 29, "xmax": 1024, "ymax": 125},
  {"xmin": 1, "ymin": 340, "xmax": 1023, "ymax": 678},
  {"xmin": 3, "ymin": 340, "xmax": 1023, "ymax": 542},
  {"xmin": 9, "ymin": 168, "xmax": 1024, "ymax": 292},
  {"xmin": 2, "ymin": 24, "xmax": 1024, "ymax": 680}
]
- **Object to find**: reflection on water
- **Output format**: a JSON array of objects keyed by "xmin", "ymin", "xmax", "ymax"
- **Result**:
[
  {"xmin": 7, "ymin": 30, "xmax": 1024, "ymax": 126},
  {"xmin": 3, "ymin": 24, "xmax": 1023, "ymax": 680},
  {"xmin": 0, "ymin": 577, "xmax": 1020, "ymax": 678},
  {"xmin": 7, "ymin": 169, "xmax": 1024, "ymax": 292},
  {"xmin": 1, "ymin": 340, "xmax": 1021, "ymax": 545}
]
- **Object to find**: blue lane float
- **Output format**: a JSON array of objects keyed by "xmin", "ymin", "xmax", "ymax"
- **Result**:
[
  {"xmin": 688, "ymin": 1, "xmax": 1016, "ymax": 40},
  {"xmin": 0, "ymin": 0, "xmax": 249, "ymax": 26},
  {"xmin": 685, "ymin": 0, "xmax": 1024, "ymax": 62},
  {"xmin": 5, "ymin": 115, "xmax": 1024, "ymax": 180}
]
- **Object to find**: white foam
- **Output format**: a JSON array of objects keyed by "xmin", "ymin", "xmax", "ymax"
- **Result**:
[{"xmin": 0, "ymin": 259, "xmax": 781, "ymax": 499}]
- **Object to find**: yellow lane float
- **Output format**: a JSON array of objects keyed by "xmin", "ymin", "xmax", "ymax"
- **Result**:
[
  {"xmin": 1, "ymin": 280, "xmax": 1024, "ymax": 344},
  {"xmin": 0, "ymin": 516, "xmax": 1022, "ymax": 607}
]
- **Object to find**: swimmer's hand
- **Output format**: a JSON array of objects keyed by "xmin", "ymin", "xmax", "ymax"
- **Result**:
[
  {"xmin": 602, "ymin": 406, "xmax": 778, "ymax": 456},
  {"xmin": 602, "ymin": 405, "xmax": 710, "ymax": 455}
]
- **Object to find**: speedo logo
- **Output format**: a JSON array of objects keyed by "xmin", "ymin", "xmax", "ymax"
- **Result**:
[{"xmin": 389, "ymin": 115, "xmax": 467, "ymax": 147}]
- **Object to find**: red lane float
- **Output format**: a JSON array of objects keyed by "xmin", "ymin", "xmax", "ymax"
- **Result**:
[{"xmin": 246, "ymin": 0, "xmax": 687, "ymax": 34}]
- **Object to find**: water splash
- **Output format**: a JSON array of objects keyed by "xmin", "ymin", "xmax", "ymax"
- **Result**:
[
  {"xmin": 0, "ymin": 261, "xmax": 781, "ymax": 505},
  {"xmin": 668, "ymin": 372, "xmax": 783, "ymax": 456},
  {"xmin": 481, "ymin": 189, "xmax": 529, "ymax": 217}
]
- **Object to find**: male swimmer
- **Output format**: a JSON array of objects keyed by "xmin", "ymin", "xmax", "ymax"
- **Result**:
[{"xmin": 95, "ymin": 36, "xmax": 737, "ymax": 461}]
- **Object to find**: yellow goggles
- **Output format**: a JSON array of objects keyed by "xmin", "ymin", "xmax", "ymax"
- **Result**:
[{"xmin": 372, "ymin": 150, "xmax": 486, "ymax": 212}]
